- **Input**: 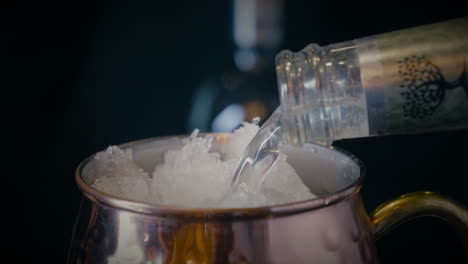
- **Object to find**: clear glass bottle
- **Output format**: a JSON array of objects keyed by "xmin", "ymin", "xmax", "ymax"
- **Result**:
[{"xmin": 276, "ymin": 17, "xmax": 468, "ymax": 146}]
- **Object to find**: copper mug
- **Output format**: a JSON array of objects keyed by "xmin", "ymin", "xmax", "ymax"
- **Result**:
[{"xmin": 68, "ymin": 134, "xmax": 468, "ymax": 263}]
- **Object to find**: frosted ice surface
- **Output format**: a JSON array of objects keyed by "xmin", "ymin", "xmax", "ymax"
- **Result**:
[
  {"xmin": 222, "ymin": 121, "xmax": 260, "ymax": 160},
  {"xmin": 90, "ymin": 122, "xmax": 316, "ymax": 208},
  {"xmin": 92, "ymin": 146, "xmax": 150, "ymax": 203},
  {"xmin": 261, "ymin": 151, "xmax": 316, "ymax": 204},
  {"xmin": 150, "ymin": 129, "xmax": 234, "ymax": 207}
]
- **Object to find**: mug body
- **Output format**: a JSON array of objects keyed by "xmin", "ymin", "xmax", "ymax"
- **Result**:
[{"xmin": 69, "ymin": 134, "xmax": 377, "ymax": 264}]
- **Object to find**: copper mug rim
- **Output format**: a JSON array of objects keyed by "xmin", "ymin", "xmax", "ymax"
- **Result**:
[{"xmin": 75, "ymin": 133, "xmax": 365, "ymax": 220}]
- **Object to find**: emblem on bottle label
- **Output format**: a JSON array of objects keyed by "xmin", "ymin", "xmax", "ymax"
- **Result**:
[
  {"xmin": 359, "ymin": 17, "xmax": 468, "ymax": 135},
  {"xmin": 398, "ymin": 56, "xmax": 468, "ymax": 119}
]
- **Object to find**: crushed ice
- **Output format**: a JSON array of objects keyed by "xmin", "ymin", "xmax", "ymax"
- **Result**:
[{"xmin": 91, "ymin": 121, "xmax": 316, "ymax": 208}]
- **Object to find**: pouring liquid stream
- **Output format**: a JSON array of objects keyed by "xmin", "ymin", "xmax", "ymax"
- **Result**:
[{"xmin": 230, "ymin": 109, "xmax": 285, "ymax": 194}]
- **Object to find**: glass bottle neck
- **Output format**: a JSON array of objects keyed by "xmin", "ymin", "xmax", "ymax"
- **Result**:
[{"xmin": 275, "ymin": 41, "xmax": 369, "ymax": 145}]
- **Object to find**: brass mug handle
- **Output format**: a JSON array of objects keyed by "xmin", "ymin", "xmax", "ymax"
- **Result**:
[{"xmin": 370, "ymin": 191, "xmax": 468, "ymax": 258}]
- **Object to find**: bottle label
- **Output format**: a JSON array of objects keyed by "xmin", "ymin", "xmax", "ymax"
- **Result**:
[{"xmin": 358, "ymin": 18, "xmax": 468, "ymax": 135}]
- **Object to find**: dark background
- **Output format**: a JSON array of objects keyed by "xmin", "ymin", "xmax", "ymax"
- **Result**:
[{"xmin": 3, "ymin": 0, "xmax": 468, "ymax": 263}]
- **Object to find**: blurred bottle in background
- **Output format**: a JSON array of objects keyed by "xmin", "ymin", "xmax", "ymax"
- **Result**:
[{"xmin": 187, "ymin": 0, "xmax": 284, "ymax": 132}]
